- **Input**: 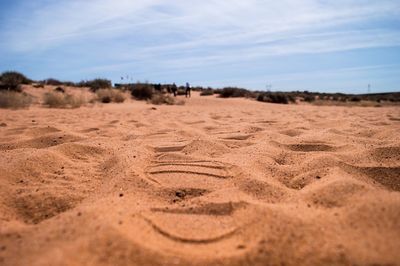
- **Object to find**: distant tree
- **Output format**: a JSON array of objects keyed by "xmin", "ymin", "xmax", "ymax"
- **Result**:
[
  {"xmin": 79, "ymin": 79, "xmax": 112, "ymax": 91},
  {"xmin": 0, "ymin": 71, "xmax": 32, "ymax": 91},
  {"xmin": 45, "ymin": 78, "xmax": 63, "ymax": 86}
]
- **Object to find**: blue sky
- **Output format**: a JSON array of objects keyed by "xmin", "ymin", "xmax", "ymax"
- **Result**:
[{"xmin": 0, "ymin": 0, "xmax": 400, "ymax": 93}]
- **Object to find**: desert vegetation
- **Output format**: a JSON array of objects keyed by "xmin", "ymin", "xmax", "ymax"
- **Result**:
[
  {"xmin": 96, "ymin": 88, "xmax": 126, "ymax": 103},
  {"xmin": 201, "ymin": 86, "xmax": 400, "ymax": 105},
  {"xmin": 130, "ymin": 83, "xmax": 154, "ymax": 100},
  {"xmin": 150, "ymin": 93, "xmax": 175, "ymax": 105},
  {"xmin": 43, "ymin": 91, "xmax": 86, "ymax": 108},
  {"xmin": 44, "ymin": 78, "xmax": 64, "ymax": 86},
  {"xmin": 115, "ymin": 82, "xmax": 185, "ymax": 105},
  {"xmin": 200, "ymin": 89, "xmax": 214, "ymax": 96},
  {"xmin": 0, "ymin": 90, "xmax": 33, "ymax": 109},
  {"xmin": 81, "ymin": 79, "xmax": 112, "ymax": 92},
  {"xmin": 150, "ymin": 92, "xmax": 184, "ymax": 105},
  {"xmin": 54, "ymin": 87, "xmax": 65, "ymax": 93},
  {"xmin": 37, "ymin": 78, "xmax": 112, "ymax": 91},
  {"xmin": 1, "ymin": 71, "xmax": 399, "ymax": 108},
  {"xmin": 0, "ymin": 71, "xmax": 32, "ymax": 91},
  {"xmin": 218, "ymin": 87, "xmax": 251, "ymax": 98},
  {"xmin": 257, "ymin": 92, "xmax": 295, "ymax": 104}
]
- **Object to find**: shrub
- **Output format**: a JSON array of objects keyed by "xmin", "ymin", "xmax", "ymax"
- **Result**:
[
  {"xmin": 257, "ymin": 92, "xmax": 290, "ymax": 104},
  {"xmin": 63, "ymin": 81, "xmax": 77, "ymax": 87},
  {"xmin": 113, "ymin": 92, "xmax": 126, "ymax": 103},
  {"xmin": 0, "ymin": 91, "xmax": 33, "ymax": 109},
  {"xmin": 271, "ymin": 94, "xmax": 289, "ymax": 104},
  {"xmin": 54, "ymin": 87, "xmax": 65, "ymax": 93},
  {"xmin": 287, "ymin": 94, "xmax": 296, "ymax": 103},
  {"xmin": 84, "ymin": 79, "xmax": 112, "ymax": 92},
  {"xmin": 43, "ymin": 92, "xmax": 86, "ymax": 108},
  {"xmin": 131, "ymin": 83, "xmax": 154, "ymax": 100},
  {"xmin": 150, "ymin": 93, "xmax": 185, "ymax": 105},
  {"xmin": 45, "ymin": 78, "xmax": 63, "ymax": 86},
  {"xmin": 219, "ymin": 87, "xmax": 249, "ymax": 98},
  {"xmin": 350, "ymin": 96, "xmax": 361, "ymax": 102},
  {"xmin": 33, "ymin": 83, "xmax": 45, "ymax": 88},
  {"xmin": 304, "ymin": 95, "xmax": 315, "ymax": 102},
  {"xmin": 96, "ymin": 89, "xmax": 125, "ymax": 103},
  {"xmin": 191, "ymin": 86, "xmax": 204, "ymax": 92},
  {"xmin": 256, "ymin": 93, "xmax": 265, "ymax": 102},
  {"xmin": 75, "ymin": 81, "xmax": 87, "ymax": 87},
  {"xmin": 68, "ymin": 95, "xmax": 86, "ymax": 108},
  {"xmin": 0, "ymin": 71, "xmax": 31, "ymax": 91},
  {"xmin": 213, "ymin": 89, "xmax": 222, "ymax": 95},
  {"xmin": 150, "ymin": 93, "xmax": 175, "ymax": 105},
  {"xmin": 200, "ymin": 89, "xmax": 214, "ymax": 96},
  {"xmin": 177, "ymin": 89, "xmax": 186, "ymax": 96},
  {"xmin": 43, "ymin": 92, "xmax": 64, "ymax": 107}
]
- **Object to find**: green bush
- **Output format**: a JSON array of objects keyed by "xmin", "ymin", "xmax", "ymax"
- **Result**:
[
  {"xmin": 45, "ymin": 78, "xmax": 63, "ymax": 86},
  {"xmin": 257, "ymin": 92, "xmax": 290, "ymax": 104},
  {"xmin": 0, "ymin": 71, "xmax": 32, "ymax": 91},
  {"xmin": 62, "ymin": 81, "xmax": 77, "ymax": 87},
  {"xmin": 78, "ymin": 79, "xmax": 112, "ymax": 91},
  {"xmin": 131, "ymin": 83, "xmax": 154, "ymax": 100},
  {"xmin": 287, "ymin": 94, "xmax": 296, "ymax": 103},
  {"xmin": 350, "ymin": 96, "xmax": 361, "ymax": 102},
  {"xmin": 219, "ymin": 87, "xmax": 250, "ymax": 98},
  {"xmin": 304, "ymin": 95, "xmax": 315, "ymax": 102}
]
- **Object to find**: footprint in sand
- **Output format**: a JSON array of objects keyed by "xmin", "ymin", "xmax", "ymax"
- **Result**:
[
  {"xmin": 142, "ymin": 202, "xmax": 247, "ymax": 244},
  {"xmin": 136, "ymin": 140, "xmax": 252, "ymax": 248},
  {"xmin": 145, "ymin": 157, "xmax": 232, "ymax": 189}
]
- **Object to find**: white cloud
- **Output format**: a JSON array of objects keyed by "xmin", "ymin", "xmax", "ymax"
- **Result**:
[
  {"xmin": 1, "ymin": 0, "xmax": 399, "ymax": 90},
  {"xmin": 4, "ymin": 0, "xmax": 400, "ymax": 51}
]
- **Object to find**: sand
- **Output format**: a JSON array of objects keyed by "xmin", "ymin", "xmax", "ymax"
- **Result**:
[{"xmin": 0, "ymin": 90, "xmax": 399, "ymax": 265}]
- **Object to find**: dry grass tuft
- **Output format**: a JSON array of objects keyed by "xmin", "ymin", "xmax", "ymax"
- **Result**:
[
  {"xmin": 0, "ymin": 91, "xmax": 33, "ymax": 109},
  {"xmin": 257, "ymin": 92, "xmax": 294, "ymax": 104},
  {"xmin": 150, "ymin": 93, "xmax": 184, "ymax": 105},
  {"xmin": 43, "ymin": 92, "xmax": 86, "ymax": 108},
  {"xmin": 96, "ymin": 89, "xmax": 126, "ymax": 103}
]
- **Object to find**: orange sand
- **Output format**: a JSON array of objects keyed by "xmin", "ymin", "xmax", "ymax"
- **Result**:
[{"xmin": 1, "ymin": 91, "xmax": 399, "ymax": 265}]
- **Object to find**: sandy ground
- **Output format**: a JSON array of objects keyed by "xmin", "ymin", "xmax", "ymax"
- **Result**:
[{"xmin": 0, "ymin": 91, "xmax": 399, "ymax": 266}]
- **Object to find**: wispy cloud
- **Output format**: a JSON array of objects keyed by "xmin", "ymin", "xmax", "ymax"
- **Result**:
[
  {"xmin": 4, "ymin": 0, "xmax": 399, "ymax": 51},
  {"xmin": 0, "ymin": 0, "xmax": 399, "ymax": 91}
]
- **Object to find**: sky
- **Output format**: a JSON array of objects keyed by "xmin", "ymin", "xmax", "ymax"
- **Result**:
[{"xmin": 0, "ymin": 0, "xmax": 400, "ymax": 93}]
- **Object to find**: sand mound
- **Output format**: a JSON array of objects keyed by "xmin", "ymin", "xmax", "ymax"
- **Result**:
[{"xmin": 0, "ymin": 132, "xmax": 82, "ymax": 150}]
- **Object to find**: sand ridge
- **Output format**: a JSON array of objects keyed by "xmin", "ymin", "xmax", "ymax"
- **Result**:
[{"xmin": 0, "ymin": 92, "xmax": 399, "ymax": 265}]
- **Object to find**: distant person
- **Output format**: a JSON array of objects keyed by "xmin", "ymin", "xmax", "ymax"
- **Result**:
[
  {"xmin": 185, "ymin": 82, "xmax": 191, "ymax": 98},
  {"xmin": 172, "ymin": 83, "xmax": 177, "ymax": 97}
]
